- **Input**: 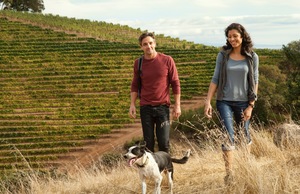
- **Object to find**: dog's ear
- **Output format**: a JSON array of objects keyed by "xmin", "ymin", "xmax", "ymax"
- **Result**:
[
  {"xmin": 134, "ymin": 140, "xmax": 140, "ymax": 146},
  {"xmin": 134, "ymin": 140, "xmax": 147, "ymax": 153},
  {"xmin": 139, "ymin": 141, "xmax": 147, "ymax": 153},
  {"xmin": 140, "ymin": 141, "xmax": 147, "ymax": 147},
  {"xmin": 135, "ymin": 140, "xmax": 146, "ymax": 147}
]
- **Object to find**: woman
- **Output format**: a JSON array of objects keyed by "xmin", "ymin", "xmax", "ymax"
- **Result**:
[{"xmin": 204, "ymin": 23, "xmax": 259, "ymax": 182}]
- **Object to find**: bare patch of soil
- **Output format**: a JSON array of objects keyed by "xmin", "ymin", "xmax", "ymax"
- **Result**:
[
  {"xmin": 59, "ymin": 95, "xmax": 207, "ymax": 170},
  {"xmin": 2, "ymin": 16, "xmax": 208, "ymax": 170}
]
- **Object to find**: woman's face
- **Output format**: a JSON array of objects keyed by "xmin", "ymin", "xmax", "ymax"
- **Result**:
[{"xmin": 227, "ymin": 29, "xmax": 243, "ymax": 48}]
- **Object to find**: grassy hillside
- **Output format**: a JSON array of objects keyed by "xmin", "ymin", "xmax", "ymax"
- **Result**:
[
  {"xmin": 0, "ymin": 10, "xmax": 199, "ymax": 48},
  {"xmin": 1, "ymin": 125, "xmax": 300, "ymax": 194},
  {"xmin": 0, "ymin": 10, "xmax": 284, "ymax": 175}
]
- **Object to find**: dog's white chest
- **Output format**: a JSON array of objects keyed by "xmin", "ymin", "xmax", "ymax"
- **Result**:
[{"xmin": 138, "ymin": 155, "xmax": 161, "ymax": 178}]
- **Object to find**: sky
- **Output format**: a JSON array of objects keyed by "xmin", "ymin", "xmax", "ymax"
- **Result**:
[{"xmin": 43, "ymin": 0, "xmax": 300, "ymax": 49}]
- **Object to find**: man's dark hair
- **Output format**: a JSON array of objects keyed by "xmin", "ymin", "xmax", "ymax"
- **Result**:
[{"xmin": 138, "ymin": 32, "xmax": 155, "ymax": 45}]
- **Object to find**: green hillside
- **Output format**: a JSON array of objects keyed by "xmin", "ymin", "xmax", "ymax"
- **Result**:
[{"xmin": 0, "ymin": 11, "xmax": 282, "ymax": 174}]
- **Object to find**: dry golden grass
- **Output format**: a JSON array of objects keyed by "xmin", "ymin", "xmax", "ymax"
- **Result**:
[{"xmin": 2, "ymin": 127, "xmax": 300, "ymax": 194}]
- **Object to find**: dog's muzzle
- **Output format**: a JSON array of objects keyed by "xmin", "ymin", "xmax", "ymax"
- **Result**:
[{"xmin": 124, "ymin": 154, "xmax": 137, "ymax": 167}]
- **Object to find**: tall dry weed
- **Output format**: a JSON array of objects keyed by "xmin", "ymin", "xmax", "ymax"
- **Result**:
[{"xmin": 1, "ymin": 124, "xmax": 300, "ymax": 194}]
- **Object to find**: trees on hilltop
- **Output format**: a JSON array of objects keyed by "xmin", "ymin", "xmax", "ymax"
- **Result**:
[
  {"xmin": 0, "ymin": 0, "xmax": 44, "ymax": 12},
  {"xmin": 280, "ymin": 40, "xmax": 300, "ymax": 120}
]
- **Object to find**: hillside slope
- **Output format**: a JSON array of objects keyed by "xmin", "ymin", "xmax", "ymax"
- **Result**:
[
  {"xmin": 0, "ymin": 11, "xmax": 283, "ymax": 173},
  {"xmin": 0, "ymin": 12, "xmax": 217, "ymax": 173}
]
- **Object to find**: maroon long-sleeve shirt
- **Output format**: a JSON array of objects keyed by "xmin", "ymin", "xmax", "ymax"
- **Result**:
[{"xmin": 131, "ymin": 53, "xmax": 180, "ymax": 106}]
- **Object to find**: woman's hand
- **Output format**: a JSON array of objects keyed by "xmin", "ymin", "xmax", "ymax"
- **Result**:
[
  {"xmin": 204, "ymin": 102, "xmax": 213, "ymax": 119},
  {"xmin": 242, "ymin": 106, "xmax": 253, "ymax": 121}
]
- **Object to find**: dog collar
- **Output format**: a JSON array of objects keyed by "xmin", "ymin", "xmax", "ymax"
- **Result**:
[{"xmin": 136, "ymin": 156, "xmax": 149, "ymax": 168}]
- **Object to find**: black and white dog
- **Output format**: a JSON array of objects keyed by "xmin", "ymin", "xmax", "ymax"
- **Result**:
[{"xmin": 124, "ymin": 141, "xmax": 191, "ymax": 194}]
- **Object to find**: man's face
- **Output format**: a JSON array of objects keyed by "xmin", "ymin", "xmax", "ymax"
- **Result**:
[{"xmin": 140, "ymin": 36, "xmax": 156, "ymax": 56}]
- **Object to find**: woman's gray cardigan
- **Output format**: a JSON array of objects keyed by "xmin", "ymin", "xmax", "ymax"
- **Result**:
[{"xmin": 216, "ymin": 49, "xmax": 258, "ymax": 102}]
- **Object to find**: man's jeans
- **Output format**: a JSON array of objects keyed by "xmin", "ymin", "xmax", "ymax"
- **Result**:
[
  {"xmin": 140, "ymin": 105, "xmax": 170, "ymax": 153},
  {"xmin": 216, "ymin": 100, "xmax": 251, "ymax": 147}
]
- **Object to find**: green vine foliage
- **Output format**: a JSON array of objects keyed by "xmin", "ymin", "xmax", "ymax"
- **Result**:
[{"xmin": 0, "ymin": 11, "xmax": 288, "ymax": 173}]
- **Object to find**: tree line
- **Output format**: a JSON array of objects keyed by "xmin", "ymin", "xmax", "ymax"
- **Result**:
[
  {"xmin": 0, "ymin": 0, "xmax": 44, "ymax": 12},
  {"xmin": 281, "ymin": 40, "xmax": 300, "ymax": 120}
]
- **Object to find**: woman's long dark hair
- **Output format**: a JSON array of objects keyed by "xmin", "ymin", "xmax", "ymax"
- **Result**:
[{"xmin": 222, "ymin": 23, "xmax": 253, "ymax": 55}]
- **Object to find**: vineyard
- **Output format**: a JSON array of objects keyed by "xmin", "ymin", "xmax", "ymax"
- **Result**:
[{"xmin": 0, "ymin": 11, "xmax": 283, "ymax": 175}]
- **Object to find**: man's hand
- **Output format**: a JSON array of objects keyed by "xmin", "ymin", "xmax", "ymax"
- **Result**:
[
  {"xmin": 129, "ymin": 105, "xmax": 136, "ymax": 119},
  {"xmin": 172, "ymin": 104, "xmax": 181, "ymax": 120}
]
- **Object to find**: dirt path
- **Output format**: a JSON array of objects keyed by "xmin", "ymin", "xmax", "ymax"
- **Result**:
[
  {"xmin": 60, "ymin": 95, "xmax": 206, "ymax": 170},
  {"xmin": 2, "ymin": 17, "xmax": 208, "ymax": 170}
]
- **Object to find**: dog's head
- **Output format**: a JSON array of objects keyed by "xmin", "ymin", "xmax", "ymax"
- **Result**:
[{"xmin": 123, "ymin": 141, "xmax": 147, "ymax": 167}]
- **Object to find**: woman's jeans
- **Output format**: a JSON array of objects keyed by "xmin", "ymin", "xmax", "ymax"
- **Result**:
[
  {"xmin": 140, "ymin": 105, "xmax": 170, "ymax": 153},
  {"xmin": 216, "ymin": 100, "xmax": 251, "ymax": 148}
]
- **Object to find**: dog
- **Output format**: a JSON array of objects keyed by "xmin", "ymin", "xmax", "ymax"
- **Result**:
[{"xmin": 124, "ymin": 141, "xmax": 191, "ymax": 194}]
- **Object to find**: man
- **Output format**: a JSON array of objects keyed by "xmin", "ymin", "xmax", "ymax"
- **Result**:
[{"xmin": 129, "ymin": 32, "xmax": 181, "ymax": 153}]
